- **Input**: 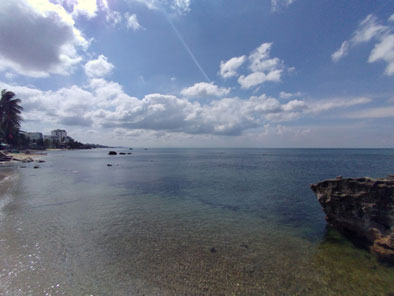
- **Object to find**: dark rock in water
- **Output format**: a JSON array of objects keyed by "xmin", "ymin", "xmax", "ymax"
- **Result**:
[
  {"xmin": 127, "ymin": 153, "xmax": 132, "ymax": 155},
  {"xmin": 108, "ymin": 151, "xmax": 117, "ymax": 155},
  {"xmin": 21, "ymin": 157, "xmax": 34, "ymax": 163},
  {"xmin": 107, "ymin": 164, "xmax": 112, "ymax": 167},
  {"xmin": 210, "ymin": 247, "xmax": 217, "ymax": 253},
  {"xmin": 36, "ymin": 160, "xmax": 45, "ymax": 163},
  {"xmin": 311, "ymin": 175, "xmax": 394, "ymax": 262},
  {"xmin": 129, "ymin": 148, "xmax": 133, "ymax": 150},
  {"xmin": 33, "ymin": 165, "xmax": 40, "ymax": 169},
  {"xmin": 119, "ymin": 152, "xmax": 126, "ymax": 155}
]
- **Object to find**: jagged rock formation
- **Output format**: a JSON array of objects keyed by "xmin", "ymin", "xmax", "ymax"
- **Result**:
[{"xmin": 311, "ymin": 175, "xmax": 394, "ymax": 262}]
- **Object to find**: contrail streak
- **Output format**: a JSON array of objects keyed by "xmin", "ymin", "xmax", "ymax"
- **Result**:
[{"xmin": 166, "ymin": 15, "xmax": 210, "ymax": 82}]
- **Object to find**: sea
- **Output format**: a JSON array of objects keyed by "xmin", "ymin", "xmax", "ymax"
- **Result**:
[{"xmin": 0, "ymin": 148, "xmax": 393, "ymax": 295}]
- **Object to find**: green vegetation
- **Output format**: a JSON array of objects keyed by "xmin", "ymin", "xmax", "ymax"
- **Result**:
[
  {"xmin": 0, "ymin": 89, "xmax": 108, "ymax": 150},
  {"xmin": 0, "ymin": 89, "xmax": 23, "ymax": 146}
]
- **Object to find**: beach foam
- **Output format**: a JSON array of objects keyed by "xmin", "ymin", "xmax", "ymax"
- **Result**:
[{"xmin": 0, "ymin": 170, "xmax": 18, "ymax": 217}]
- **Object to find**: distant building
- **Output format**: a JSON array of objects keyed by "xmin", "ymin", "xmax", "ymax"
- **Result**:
[{"xmin": 51, "ymin": 129, "xmax": 68, "ymax": 143}]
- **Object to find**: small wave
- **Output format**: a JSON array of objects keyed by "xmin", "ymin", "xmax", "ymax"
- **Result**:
[
  {"xmin": 0, "ymin": 172, "xmax": 19, "ymax": 217},
  {"xmin": 0, "ymin": 193, "xmax": 12, "ymax": 215}
]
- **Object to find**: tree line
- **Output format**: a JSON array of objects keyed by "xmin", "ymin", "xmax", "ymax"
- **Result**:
[{"xmin": 0, "ymin": 89, "xmax": 90, "ymax": 150}]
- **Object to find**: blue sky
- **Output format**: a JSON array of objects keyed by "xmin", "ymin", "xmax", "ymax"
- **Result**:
[{"xmin": 1, "ymin": 0, "xmax": 394, "ymax": 147}]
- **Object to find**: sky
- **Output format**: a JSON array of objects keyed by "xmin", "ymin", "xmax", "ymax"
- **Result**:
[{"xmin": 0, "ymin": 0, "xmax": 394, "ymax": 148}]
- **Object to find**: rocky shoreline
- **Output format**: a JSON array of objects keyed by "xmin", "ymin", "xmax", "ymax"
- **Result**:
[
  {"xmin": 0, "ymin": 151, "xmax": 45, "ymax": 166},
  {"xmin": 311, "ymin": 175, "xmax": 394, "ymax": 262}
]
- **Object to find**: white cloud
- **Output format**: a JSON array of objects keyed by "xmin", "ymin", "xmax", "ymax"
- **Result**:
[
  {"xmin": 271, "ymin": 0, "xmax": 296, "ymax": 12},
  {"xmin": 332, "ymin": 41, "xmax": 350, "ymax": 62},
  {"xmin": 106, "ymin": 10, "xmax": 123, "ymax": 25},
  {"xmin": 389, "ymin": 14, "xmax": 394, "ymax": 22},
  {"xmin": 4, "ymin": 72, "xmax": 16, "ymax": 80},
  {"xmin": 171, "ymin": 0, "xmax": 191, "ymax": 14},
  {"xmin": 346, "ymin": 106, "xmax": 394, "ymax": 119},
  {"xmin": 281, "ymin": 99, "xmax": 306, "ymax": 112},
  {"xmin": 307, "ymin": 97, "xmax": 371, "ymax": 113},
  {"xmin": 351, "ymin": 15, "xmax": 388, "ymax": 45},
  {"xmin": 125, "ymin": 13, "xmax": 142, "ymax": 31},
  {"xmin": 0, "ymin": 0, "xmax": 88, "ymax": 77},
  {"xmin": 71, "ymin": 0, "xmax": 98, "ymax": 18},
  {"xmin": 84, "ymin": 55, "xmax": 114, "ymax": 78},
  {"xmin": 133, "ymin": 0, "xmax": 191, "ymax": 15},
  {"xmin": 368, "ymin": 34, "xmax": 394, "ymax": 75},
  {"xmin": 181, "ymin": 82, "xmax": 230, "ymax": 98},
  {"xmin": 3, "ymin": 80, "xmax": 305, "ymax": 136},
  {"xmin": 219, "ymin": 55, "xmax": 246, "ymax": 78},
  {"xmin": 249, "ymin": 43, "xmax": 282, "ymax": 72},
  {"xmin": 238, "ymin": 70, "xmax": 282, "ymax": 89},
  {"xmin": 331, "ymin": 14, "xmax": 394, "ymax": 73},
  {"xmin": 2, "ymin": 78, "xmax": 375, "ymax": 141},
  {"xmin": 279, "ymin": 91, "xmax": 302, "ymax": 99},
  {"xmin": 237, "ymin": 42, "xmax": 286, "ymax": 89}
]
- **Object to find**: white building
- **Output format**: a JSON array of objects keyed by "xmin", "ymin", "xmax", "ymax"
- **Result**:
[{"xmin": 51, "ymin": 129, "xmax": 68, "ymax": 143}]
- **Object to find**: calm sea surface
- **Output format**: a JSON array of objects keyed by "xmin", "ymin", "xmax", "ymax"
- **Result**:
[{"xmin": 0, "ymin": 148, "xmax": 394, "ymax": 295}]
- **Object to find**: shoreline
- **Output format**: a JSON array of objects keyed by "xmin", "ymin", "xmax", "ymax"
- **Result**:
[{"xmin": 0, "ymin": 151, "xmax": 46, "ymax": 166}]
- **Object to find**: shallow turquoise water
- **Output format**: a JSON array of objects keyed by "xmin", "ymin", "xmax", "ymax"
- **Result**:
[{"xmin": 0, "ymin": 148, "xmax": 393, "ymax": 295}]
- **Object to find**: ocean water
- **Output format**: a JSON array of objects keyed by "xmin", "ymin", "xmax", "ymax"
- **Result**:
[{"xmin": 0, "ymin": 148, "xmax": 393, "ymax": 295}]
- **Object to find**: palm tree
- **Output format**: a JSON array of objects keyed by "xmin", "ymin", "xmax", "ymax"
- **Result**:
[{"xmin": 0, "ymin": 89, "xmax": 23, "ymax": 144}]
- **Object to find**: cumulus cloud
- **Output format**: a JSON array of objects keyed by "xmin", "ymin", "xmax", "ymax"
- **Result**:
[
  {"xmin": 181, "ymin": 82, "xmax": 230, "ymax": 98},
  {"xmin": 125, "ymin": 13, "xmax": 142, "ymax": 31},
  {"xmin": 219, "ymin": 55, "xmax": 246, "ymax": 78},
  {"xmin": 106, "ymin": 10, "xmax": 123, "ymax": 25},
  {"xmin": 84, "ymin": 55, "xmax": 114, "ymax": 78},
  {"xmin": 69, "ymin": 0, "xmax": 98, "ymax": 18},
  {"xmin": 0, "ymin": 0, "xmax": 89, "ymax": 77},
  {"xmin": 279, "ymin": 91, "xmax": 303, "ymax": 99},
  {"xmin": 238, "ymin": 43, "xmax": 286, "ymax": 89},
  {"xmin": 332, "ymin": 14, "xmax": 394, "ymax": 75},
  {"xmin": 3, "ymin": 77, "xmax": 374, "ymax": 139},
  {"xmin": 238, "ymin": 71, "xmax": 282, "ymax": 89},
  {"xmin": 271, "ymin": 0, "xmax": 296, "ymax": 12}
]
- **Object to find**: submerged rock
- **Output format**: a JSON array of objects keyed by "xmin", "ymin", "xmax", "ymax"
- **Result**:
[{"xmin": 310, "ymin": 175, "xmax": 394, "ymax": 262}]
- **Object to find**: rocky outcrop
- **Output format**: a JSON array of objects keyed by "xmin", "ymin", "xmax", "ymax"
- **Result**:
[
  {"xmin": 311, "ymin": 175, "xmax": 394, "ymax": 262},
  {"xmin": 0, "ymin": 152, "xmax": 12, "ymax": 161},
  {"xmin": 108, "ymin": 151, "xmax": 117, "ymax": 155}
]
